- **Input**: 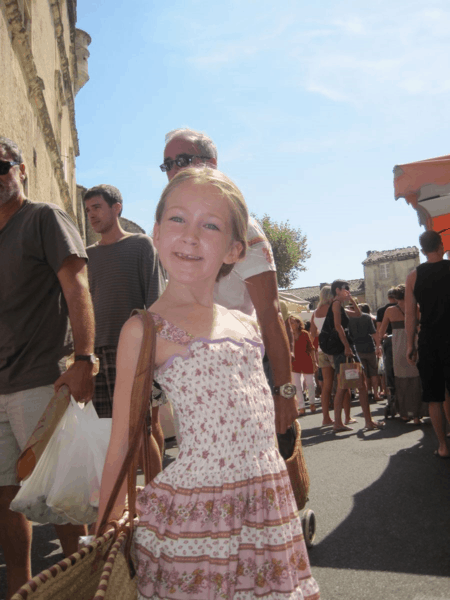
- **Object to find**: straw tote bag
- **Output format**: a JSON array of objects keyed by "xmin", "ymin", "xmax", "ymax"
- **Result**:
[
  {"xmin": 285, "ymin": 420, "xmax": 310, "ymax": 511},
  {"xmin": 11, "ymin": 309, "xmax": 156, "ymax": 600}
]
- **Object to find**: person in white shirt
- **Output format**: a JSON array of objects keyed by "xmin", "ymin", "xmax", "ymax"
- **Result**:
[{"xmin": 160, "ymin": 128, "xmax": 298, "ymax": 433}]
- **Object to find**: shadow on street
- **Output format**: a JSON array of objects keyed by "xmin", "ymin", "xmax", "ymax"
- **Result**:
[{"xmin": 305, "ymin": 411, "xmax": 450, "ymax": 578}]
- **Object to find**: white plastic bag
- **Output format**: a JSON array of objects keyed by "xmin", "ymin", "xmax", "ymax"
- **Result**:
[{"xmin": 11, "ymin": 399, "xmax": 111, "ymax": 525}]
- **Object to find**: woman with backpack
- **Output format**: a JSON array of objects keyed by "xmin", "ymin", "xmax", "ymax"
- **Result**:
[{"xmin": 318, "ymin": 280, "xmax": 384, "ymax": 432}]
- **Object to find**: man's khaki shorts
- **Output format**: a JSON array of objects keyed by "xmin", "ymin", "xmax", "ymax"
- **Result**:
[
  {"xmin": 318, "ymin": 351, "xmax": 335, "ymax": 369},
  {"xmin": 0, "ymin": 385, "xmax": 54, "ymax": 486},
  {"xmin": 358, "ymin": 352, "xmax": 378, "ymax": 378}
]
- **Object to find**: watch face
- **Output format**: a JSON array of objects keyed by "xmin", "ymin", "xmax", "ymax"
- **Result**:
[{"xmin": 281, "ymin": 383, "xmax": 296, "ymax": 398}]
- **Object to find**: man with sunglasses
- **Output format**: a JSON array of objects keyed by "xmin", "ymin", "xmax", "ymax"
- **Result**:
[
  {"xmin": 161, "ymin": 128, "xmax": 298, "ymax": 435},
  {"xmin": 0, "ymin": 136, "xmax": 95, "ymax": 597}
]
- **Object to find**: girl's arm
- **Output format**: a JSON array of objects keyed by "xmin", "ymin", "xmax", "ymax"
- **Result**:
[{"xmin": 95, "ymin": 315, "xmax": 145, "ymax": 532}]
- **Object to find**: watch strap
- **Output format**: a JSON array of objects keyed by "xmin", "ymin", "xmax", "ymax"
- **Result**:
[{"xmin": 74, "ymin": 354, "xmax": 96, "ymax": 362}]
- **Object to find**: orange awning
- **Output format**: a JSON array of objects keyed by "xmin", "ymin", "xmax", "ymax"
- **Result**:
[{"xmin": 393, "ymin": 154, "xmax": 450, "ymax": 252}]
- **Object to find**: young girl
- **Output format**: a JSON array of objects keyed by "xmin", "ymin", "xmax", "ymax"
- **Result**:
[{"xmin": 96, "ymin": 168, "xmax": 320, "ymax": 600}]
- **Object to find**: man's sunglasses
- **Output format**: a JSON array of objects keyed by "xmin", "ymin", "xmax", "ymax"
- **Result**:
[
  {"xmin": 0, "ymin": 160, "xmax": 21, "ymax": 175},
  {"xmin": 160, "ymin": 153, "xmax": 211, "ymax": 173}
]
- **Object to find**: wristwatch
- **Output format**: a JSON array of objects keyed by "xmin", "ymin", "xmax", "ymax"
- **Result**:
[
  {"xmin": 75, "ymin": 354, "xmax": 98, "ymax": 365},
  {"xmin": 273, "ymin": 383, "xmax": 297, "ymax": 399},
  {"xmin": 66, "ymin": 353, "xmax": 100, "ymax": 376}
]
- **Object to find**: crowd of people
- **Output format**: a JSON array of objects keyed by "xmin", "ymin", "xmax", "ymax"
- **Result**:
[
  {"xmin": 1, "ymin": 126, "xmax": 449, "ymax": 600},
  {"xmin": 286, "ymin": 238, "xmax": 450, "ymax": 457}
]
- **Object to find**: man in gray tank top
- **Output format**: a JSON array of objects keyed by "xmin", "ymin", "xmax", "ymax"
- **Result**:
[
  {"xmin": 405, "ymin": 230, "xmax": 450, "ymax": 458},
  {"xmin": 84, "ymin": 185, "xmax": 165, "ymax": 471}
]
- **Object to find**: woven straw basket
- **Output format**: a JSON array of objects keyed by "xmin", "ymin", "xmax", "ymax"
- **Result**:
[
  {"xmin": 11, "ymin": 526, "xmax": 137, "ymax": 600},
  {"xmin": 285, "ymin": 419, "xmax": 310, "ymax": 511}
]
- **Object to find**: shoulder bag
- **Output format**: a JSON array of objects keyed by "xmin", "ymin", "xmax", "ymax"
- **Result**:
[
  {"xmin": 318, "ymin": 302, "xmax": 345, "ymax": 356},
  {"xmin": 12, "ymin": 309, "xmax": 156, "ymax": 600}
]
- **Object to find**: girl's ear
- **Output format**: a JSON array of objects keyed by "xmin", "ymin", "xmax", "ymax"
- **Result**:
[
  {"xmin": 223, "ymin": 240, "xmax": 244, "ymax": 265},
  {"xmin": 153, "ymin": 222, "xmax": 160, "ymax": 249}
]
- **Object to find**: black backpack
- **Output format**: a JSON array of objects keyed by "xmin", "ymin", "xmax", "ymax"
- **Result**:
[{"xmin": 318, "ymin": 302, "xmax": 345, "ymax": 355}]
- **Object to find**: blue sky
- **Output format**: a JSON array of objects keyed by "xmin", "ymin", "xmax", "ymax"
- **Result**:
[{"xmin": 75, "ymin": 0, "xmax": 450, "ymax": 288}]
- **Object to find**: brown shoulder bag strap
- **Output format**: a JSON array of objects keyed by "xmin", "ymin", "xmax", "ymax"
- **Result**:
[{"xmin": 97, "ymin": 309, "xmax": 156, "ymax": 551}]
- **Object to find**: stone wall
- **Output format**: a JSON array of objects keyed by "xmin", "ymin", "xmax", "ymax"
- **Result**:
[
  {"xmin": 364, "ymin": 256, "xmax": 419, "ymax": 310},
  {"xmin": 0, "ymin": 0, "xmax": 90, "ymax": 222}
]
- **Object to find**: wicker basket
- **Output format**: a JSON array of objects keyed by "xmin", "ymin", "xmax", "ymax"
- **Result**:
[
  {"xmin": 11, "ymin": 525, "xmax": 137, "ymax": 600},
  {"xmin": 285, "ymin": 419, "xmax": 310, "ymax": 511}
]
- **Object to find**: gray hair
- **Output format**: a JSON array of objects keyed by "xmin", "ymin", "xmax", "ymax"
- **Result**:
[
  {"xmin": 0, "ymin": 136, "xmax": 23, "ymax": 163},
  {"xmin": 165, "ymin": 128, "xmax": 218, "ymax": 160}
]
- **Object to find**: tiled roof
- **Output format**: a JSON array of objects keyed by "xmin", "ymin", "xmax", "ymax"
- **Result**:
[
  {"xmin": 286, "ymin": 278, "xmax": 365, "ymax": 303},
  {"xmin": 120, "ymin": 217, "xmax": 145, "ymax": 235},
  {"xmin": 362, "ymin": 246, "xmax": 419, "ymax": 265}
]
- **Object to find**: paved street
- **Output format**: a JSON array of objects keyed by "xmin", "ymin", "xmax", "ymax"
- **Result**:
[{"xmin": 1, "ymin": 399, "xmax": 449, "ymax": 600}]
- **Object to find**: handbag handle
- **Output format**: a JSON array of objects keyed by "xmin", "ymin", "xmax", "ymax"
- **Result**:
[{"xmin": 97, "ymin": 309, "xmax": 156, "ymax": 548}]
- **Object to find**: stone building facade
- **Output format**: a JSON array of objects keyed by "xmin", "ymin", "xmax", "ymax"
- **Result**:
[
  {"xmin": 362, "ymin": 247, "xmax": 419, "ymax": 310},
  {"xmin": 1, "ymin": 0, "xmax": 90, "ymax": 238}
]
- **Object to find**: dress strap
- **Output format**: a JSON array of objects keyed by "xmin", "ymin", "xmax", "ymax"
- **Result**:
[{"xmin": 149, "ymin": 312, "xmax": 194, "ymax": 346}]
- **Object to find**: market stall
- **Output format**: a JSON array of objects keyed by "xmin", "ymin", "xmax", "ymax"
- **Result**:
[{"xmin": 394, "ymin": 154, "xmax": 450, "ymax": 253}]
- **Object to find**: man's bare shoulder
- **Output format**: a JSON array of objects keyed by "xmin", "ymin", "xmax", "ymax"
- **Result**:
[{"xmin": 405, "ymin": 268, "xmax": 417, "ymax": 288}]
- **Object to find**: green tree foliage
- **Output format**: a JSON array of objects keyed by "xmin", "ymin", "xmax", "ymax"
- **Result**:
[{"xmin": 254, "ymin": 214, "xmax": 311, "ymax": 289}]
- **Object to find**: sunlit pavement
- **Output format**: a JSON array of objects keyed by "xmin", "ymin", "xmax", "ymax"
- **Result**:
[
  {"xmin": 1, "ymin": 400, "xmax": 449, "ymax": 600},
  {"xmin": 299, "ymin": 397, "xmax": 450, "ymax": 600}
]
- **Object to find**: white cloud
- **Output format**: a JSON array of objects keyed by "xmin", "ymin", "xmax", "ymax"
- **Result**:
[
  {"xmin": 333, "ymin": 17, "xmax": 366, "ymax": 35},
  {"xmin": 299, "ymin": 5, "xmax": 450, "ymax": 105},
  {"xmin": 167, "ymin": 2, "xmax": 450, "ymax": 112},
  {"xmin": 304, "ymin": 83, "xmax": 350, "ymax": 103}
]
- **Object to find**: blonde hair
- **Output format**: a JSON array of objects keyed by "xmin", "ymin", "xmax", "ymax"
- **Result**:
[
  {"xmin": 155, "ymin": 167, "xmax": 248, "ymax": 279},
  {"xmin": 317, "ymin": 285, "xmax": 333, "ymax": 308}
]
